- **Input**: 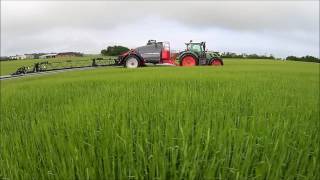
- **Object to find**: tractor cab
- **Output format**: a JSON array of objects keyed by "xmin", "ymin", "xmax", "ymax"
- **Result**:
[
  {"xmin": 186, "ymin": 41, "xmax": 206, "ymax": 53},
  {"xmin": 185, "ymin": 41, "xmax": 207, "ymax": 64}
]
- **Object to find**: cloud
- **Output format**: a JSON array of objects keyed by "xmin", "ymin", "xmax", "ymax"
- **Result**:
[{"xmin": 1, "ymin": 1, "xmax": 319, "ymax": 57}]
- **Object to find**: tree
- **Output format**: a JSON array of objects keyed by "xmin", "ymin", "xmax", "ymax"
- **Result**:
[
  {"xmin": 101, "ymin": 46, "xmax": 130, "ymax": 56},
  {"xmin": 0, "ymin": 56, "xmax": 10, "ymax": 61}
]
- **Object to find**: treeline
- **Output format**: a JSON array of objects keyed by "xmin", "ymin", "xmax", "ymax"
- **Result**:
[
  {"xmin": 286, "ymin": 55, "xmax": 319, "ymax": 63},
  {"xmin": 221, "ymin": 52, "xmax": 275, "ymax": 59},
  {"xmin": 101, "ymin": 46, "xmax": 129, "ymax": 56},
  {"xmin": 221, "ymin": 52, "xmax": 319, "ymax": 63}
]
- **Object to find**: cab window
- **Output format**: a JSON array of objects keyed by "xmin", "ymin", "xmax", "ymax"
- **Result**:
[
  {"xmin": 192, "ymin": 44, "xmax": 201, "ymax": 52},
  {"xmin": 188, "ymin": 44, "xmax": 203, "ymax": 52}
]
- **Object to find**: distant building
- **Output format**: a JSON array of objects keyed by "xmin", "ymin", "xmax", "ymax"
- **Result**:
[
  {"xmin": 9, "ymin": 56, "xmax": 18, "ymax": 60},
  {"xmin": 6, "ymin": 52, "xmax": 84, "ymax": 60},
  {"xmin": 29, "ymin": 53, "xmax": 46, "ymax": 59},
  {"xmin": 24, "ymin": 54, "xmax": 35, "ymax": 59},
  {"xmin": 39, "ymin": 53, "xmax": 57, "ymax": 59},
  {"xmin": 56, "ymin": 52, "xmax": 83, "ymax": 58},
  {"xmin": 8, "ymin": 55, "xmax": 27, "ymax": 60},
  {"xmin": 7, "ymin": 54, "xmax": 35, "ymax": 60}
]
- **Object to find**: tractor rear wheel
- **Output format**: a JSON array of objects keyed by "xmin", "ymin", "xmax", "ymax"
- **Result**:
[
  {"xmin": 211, "ymin": 58, "xmax": 223, "ymax": 66},
  {"xmin": 125, "ymin": 56, "xmax": 139, "ymax": 68},
  {"xmin": 181, "ymin": 55, "xmax": 197, "ymax": 66}
]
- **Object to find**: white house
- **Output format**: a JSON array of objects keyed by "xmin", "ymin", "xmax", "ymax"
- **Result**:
[{"xmin": 9, "ymin": 55, "xmax": 26, "ymax": 60}]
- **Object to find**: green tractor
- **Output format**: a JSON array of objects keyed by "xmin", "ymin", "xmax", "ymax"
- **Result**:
[{"xmin": 178, "ymin": 40, "xmax": 223, "ymax": 66}]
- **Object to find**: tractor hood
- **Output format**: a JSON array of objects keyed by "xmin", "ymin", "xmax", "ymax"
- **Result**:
[{"xmin": 206, "ymin": 51, "xmax": 220, "ymax": 59}]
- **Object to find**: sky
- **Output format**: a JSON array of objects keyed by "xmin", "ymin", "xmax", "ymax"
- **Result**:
[{"xmin": 1, "ymin": 1, "xmax": 319, "ymax": 58}]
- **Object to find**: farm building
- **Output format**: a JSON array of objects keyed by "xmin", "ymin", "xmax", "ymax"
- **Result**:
[
  {"xmin": 56, "ymin": 52, "xmax": 83, "ymax": 58},
  {"xmin": 31, "ymin": 53, "xmax": 45, "ymax": 59},
  {"xmin": 24, "ymin": 54, "xmax": 35, "ymax": 59},
  {"xmin": 39, "ymin": 53, "xmax": 57, "ymax": 59}
]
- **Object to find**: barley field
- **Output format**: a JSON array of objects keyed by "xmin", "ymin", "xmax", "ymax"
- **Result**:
[{"xmin": 0, "ymin": 60, "xmax": 319, "ymax": 179}]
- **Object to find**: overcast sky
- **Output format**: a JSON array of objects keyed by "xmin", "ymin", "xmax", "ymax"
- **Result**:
[{"xmin": 1, "ymin": 1, "xmax": 319, "ymax": 58}]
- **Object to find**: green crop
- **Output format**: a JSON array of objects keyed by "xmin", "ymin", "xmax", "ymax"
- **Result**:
[{"xmin": 0, "ymin": 60, "xmax": 319, "ymax": 179}]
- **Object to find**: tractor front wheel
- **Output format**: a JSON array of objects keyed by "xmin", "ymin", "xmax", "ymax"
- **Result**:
[
  {"xmin": 181, "ymin": 56, "xmax": 197, "ymax": 66},
  {"xmin": 125, "ymin": 56, "xmax": 139, "ymax": 68},
  {"xmin": 210, "ymin": 58, "xmax": 223, "ymax": 66}
]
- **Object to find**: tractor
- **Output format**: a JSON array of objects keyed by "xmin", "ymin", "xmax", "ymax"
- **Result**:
[
  {"xmin": 115, "ymin": 40, "xmax": 223, "ymax": 68},
  {"xmin": 178, "ymin": 40, "xmax": 223, "ymax": 66}
]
